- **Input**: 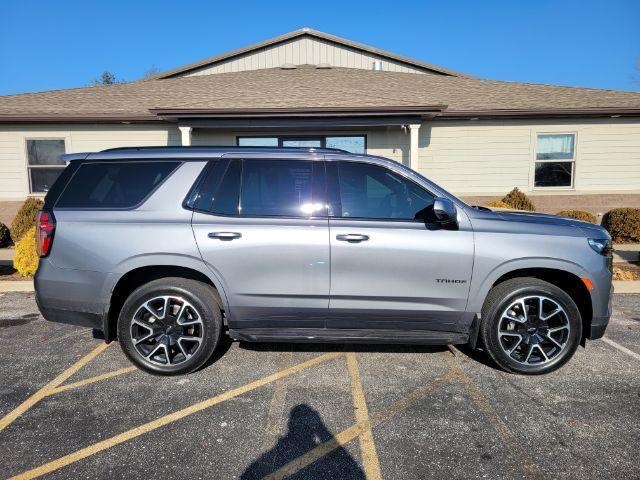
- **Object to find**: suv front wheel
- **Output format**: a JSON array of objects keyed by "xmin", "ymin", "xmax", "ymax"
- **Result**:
[
  {"xmin": 117, "ymin": 278, "xmax": 222, "ymax": 375},
  {"xmin": 480, "ymin": 277, "xmax": 582, "ymax": 375}
]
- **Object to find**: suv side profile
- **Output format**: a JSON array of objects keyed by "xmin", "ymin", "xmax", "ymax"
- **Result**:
[{"xmin": 34, "ymin": 147, "xmax": 613, "ymax": 375}]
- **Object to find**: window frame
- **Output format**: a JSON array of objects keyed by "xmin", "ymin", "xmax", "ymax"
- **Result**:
[
  {"xmin": 188, "ymin": 157, "xmax": 328, "ymax": 220},
  {"xmin": 24, "ymin": 137, "xmax": 68, "ymax": 195},
  {"xmin": 53, "ymin": 160, "xmax": 182, "ymax": 211},
  {"xmin": 531, "ymin": 131, "xmax": 577, "ymax": 190},
  {"xmin": 236, "ymin": 134, "xmax": 367, "ymax": 153},
  {"xmin": 326, "ymin": 159, "xmax": 438, "ymax": 223}
]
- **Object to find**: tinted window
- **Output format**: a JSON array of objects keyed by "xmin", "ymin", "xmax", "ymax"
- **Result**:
[
  {"xmin": 193, "ymin": 160, "xmax": 228, "ymax": 211},
  {"xmin": 240, "ymin": 159, "xmax": 316, "ymax": 217},
  {"xmin": 56, "ymin": 161, "xmax": 179, "ymax": 209},
  {"xmin": 211, "ymin": 160, "xmax": 241, "ymax": 215},
  {"xmin": 333, "ymin": 162, "xmax": 434, "ymax": 220}
]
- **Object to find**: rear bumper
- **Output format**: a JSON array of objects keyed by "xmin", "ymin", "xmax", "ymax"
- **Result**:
[{"xmin": 34, "ymin": 258, "xmax": 110, "ymax": 331}]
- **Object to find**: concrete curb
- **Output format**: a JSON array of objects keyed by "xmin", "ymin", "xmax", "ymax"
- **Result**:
[
  {"xmin": 0, "ymin": 280, "xmax": 34, "ymax": 293},
  {"xmin": 613, "ymin": 280, "xmax": 640, "ymax": 294}
]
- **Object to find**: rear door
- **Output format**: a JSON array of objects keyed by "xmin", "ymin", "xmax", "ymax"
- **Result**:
[
  {"xmin": 191, "ymin": 154, "xmax": 330, "ymax": 330},
  {"xmin": 326, "ymin": 158, "xmax": 474, "ymax": 332}
]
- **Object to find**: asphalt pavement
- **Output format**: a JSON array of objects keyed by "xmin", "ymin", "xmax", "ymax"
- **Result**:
[{"xmin": 1, "ymin": 292, "xmax": 639, "ymax": 479}]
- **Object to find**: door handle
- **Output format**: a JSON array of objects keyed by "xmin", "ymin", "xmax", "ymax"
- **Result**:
[
  {"xmin": 208, "ymin": 232, "xmax": 242, "ymax": 240},
  {"xmin": 336, "ymin": 233, "xmax": 369, "ymax": 243}
]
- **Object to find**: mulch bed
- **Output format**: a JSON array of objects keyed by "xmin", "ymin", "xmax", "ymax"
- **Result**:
[
  {"xmin": 613, "ymin": 263, "xmax": 640, "ymax": 281},
  {"xmin": 0, "ymin": 264, "xmax": 25, "ymax": 281}
]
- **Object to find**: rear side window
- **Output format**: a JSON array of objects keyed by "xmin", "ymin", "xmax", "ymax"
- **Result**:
[
  {"xmin": 56, "ymin": 161, "xmax": 180, "ymax": 209},
  {"xmin": 194, "ymin": 158, "xmax": 325, "ymax": 217},
  {"xmin": 241, "ymin": 159, "xmax": 314, "ymax": 216}
]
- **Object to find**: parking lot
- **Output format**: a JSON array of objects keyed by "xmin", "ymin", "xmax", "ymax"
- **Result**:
[{"xmin": 0, "ymin": 292, "xmax": 639, "ymax": 479}]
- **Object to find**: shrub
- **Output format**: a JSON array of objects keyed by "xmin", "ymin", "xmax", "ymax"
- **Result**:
[
  {"xmin": 602, "ymin": 208, "xmax": 640, "ymax": 242},
  {"xmin": 13, "ymin": 226, "xmax": 38, "ymax": 277},
  {"xmin": 502, "ymin": 187, "xmax": 536, "ymax": 211},
  {"xmin": 485, "ymin": 199, "xmax": 512, "ymax": 209},
  {"xmin": 11, "ymin": 197, "xmax": 44, "ymax": 243},
  {"xmin": 556, "ymin": 210, "xmax": 597, "ymax": 224},
  {"xmin": 0, "ymin": 222, "xmax": 11, "ymax": 247}
]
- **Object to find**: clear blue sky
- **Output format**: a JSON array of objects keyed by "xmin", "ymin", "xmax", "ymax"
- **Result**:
[{"xmin": 1, "ymin": 0, "xmax": 639, "ymax": 95}]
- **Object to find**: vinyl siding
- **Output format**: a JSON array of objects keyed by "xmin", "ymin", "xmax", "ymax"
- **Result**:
[
  {"xmin": 414, "ymin": 118, "xmax": 640, "ymax": 195},
  {"xmin": 182, "ymin": 37, "xmax": 428, "ymax": 77},
  {"xmin": 0, "ymin": 124, "xmax": 180, "ymax": 200},
  {"xmin": 1, "ymin": 119, "xmax": 639, "ymax": 201}
]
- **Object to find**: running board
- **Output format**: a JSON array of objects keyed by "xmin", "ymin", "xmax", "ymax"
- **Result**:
[{"xmin": 228, "ymin": 328, "xmax": 468, "ymax": 345}]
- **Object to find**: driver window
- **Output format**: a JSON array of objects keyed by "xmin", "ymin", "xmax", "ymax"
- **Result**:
[{"xmin": 335, "ymin": 162, "xmax": 434, "ymax": 220}]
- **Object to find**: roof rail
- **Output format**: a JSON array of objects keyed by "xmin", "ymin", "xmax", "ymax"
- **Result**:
[{"xmin": 100, "ymin": 145, "xmax": 349, "ymax": 153}]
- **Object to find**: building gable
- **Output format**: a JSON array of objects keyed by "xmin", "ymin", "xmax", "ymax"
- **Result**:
[{"xmin": 154, "ymin": 28, "xmax": 466, "ymax": 79}]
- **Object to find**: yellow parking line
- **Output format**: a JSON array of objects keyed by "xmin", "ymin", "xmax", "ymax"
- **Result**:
[
  {"xmin": 8, "ymin": 351, "xmax": 343, "ymax": 480},
  {"xmin": 445, "ymin": 347, "xmax": 540, "ymax": 478},
  {"xmin": 0, "ymin": 343, "xmax": 110, "ymax": 433},
  {"xmin": 49, "ymin": 367, "xmax": 137, "ymax": 395},
  {"xmin": 346, "ymin": 352, "xmax": 382, "ymax": 480},
  {"xmin": 266, "ymin": 370, "xmax": 456, "ymax": 480}
]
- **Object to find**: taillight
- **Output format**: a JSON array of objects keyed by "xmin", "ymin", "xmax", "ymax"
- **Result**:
[{"xmin": 36, "ymin": 210, "xmax": 56, "ymax": 257}]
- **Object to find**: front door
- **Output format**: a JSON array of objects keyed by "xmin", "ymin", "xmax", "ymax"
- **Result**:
[
  {"xmin": 191, "ymin": 155, "xmax": 329, "ymax": 330},
  {"xmin": 326, "ymin": 159, "xmax": 474, "ymax": 332}
]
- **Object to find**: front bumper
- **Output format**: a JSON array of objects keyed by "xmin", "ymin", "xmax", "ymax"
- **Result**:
[{"xmin": 587, "ymin": 279, "xmax": 613, "ymax": 340}]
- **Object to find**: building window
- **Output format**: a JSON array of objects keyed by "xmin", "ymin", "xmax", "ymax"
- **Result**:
[
  {"xmin": 26, "ymin": 139, "xmax": 66, "ymax": 193},
  {"xmin": 534, "ymin": 133, "xmax": 575, "ymax": 188},
  {"xmin": 237, "ymin": 135, "xmax": 366, "ymax": 154}
]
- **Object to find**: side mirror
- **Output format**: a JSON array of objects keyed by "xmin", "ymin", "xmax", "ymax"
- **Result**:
[{"xmin": 433, "ymin": 198, "xmax": 458, "ymax": 228}]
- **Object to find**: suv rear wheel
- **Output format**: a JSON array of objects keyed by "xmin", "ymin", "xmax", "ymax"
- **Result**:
[
  {"xmin": 480, "ymin": 277, "xmax": 582, "ymax": 375},
  {"xmin": 117, "ymin": 278, "xmax": 222, "ymax": 375}
]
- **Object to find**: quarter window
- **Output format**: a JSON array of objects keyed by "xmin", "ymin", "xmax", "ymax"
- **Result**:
[
  {"xmin": 332, "ymin": 162, "xmax": 434, "ymax": 220},
  {"xmin": 55, "ymin": 161, "xmax": 179, "ymax": 209},
  {"xmin": 535, "ymin": 133, "xmax": 575, "ymax": 187},
  {"xmin": 26, "ymin": 139, "xmax": 66, "ymax": 193}
]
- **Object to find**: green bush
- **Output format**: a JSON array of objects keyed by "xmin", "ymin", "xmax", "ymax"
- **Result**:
[
  {"xmin": 0, "ymin": 222, "xmax": 11, "ymax": 247},
  {"xmin": 485, "ymin": 199, "xmax": 512, "ymax": 209},
  {"xmin": 11, "ymin": 197, "xmax": 44, "ymax": 242},
  {"xmin": 602, "ymin": 208, "xmax": 640, "ymax": 242},
  {"xmin": 556, "ymin": 210, "xmax": 597, "ymax": 224},
  {"xmin": 13, "ymin": 226, "xmax": 38, "ymax": 277},
  {"xmin": 502, "ymin": 187, "xmax": 536, "ymax": 211}
]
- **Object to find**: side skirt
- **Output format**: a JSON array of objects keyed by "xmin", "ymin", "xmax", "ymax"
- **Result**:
[{"xmin": 228, "ymin": 328, "xmax": 468, "ymax": 345}]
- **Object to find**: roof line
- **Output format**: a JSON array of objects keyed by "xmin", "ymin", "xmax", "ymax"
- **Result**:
[
  {"xmin": 149, "ymin": 105, "xmax": 448, "ymax": 118},
  {"xmin": 146, "ymin": 27, "xmax": 470, "ymax": 80},
  {"xmin": 438, "ymin": 107, "xmax": 640, "ymax": 119}
]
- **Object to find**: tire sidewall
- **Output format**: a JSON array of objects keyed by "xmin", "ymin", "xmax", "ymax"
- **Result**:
[
  {"xmin": 118, "ymin": 282, "xmax": 221, "ymax": 375},
  {"xmin": 483, "ymin": 282, "xmax": 582, "ymax": 374}
]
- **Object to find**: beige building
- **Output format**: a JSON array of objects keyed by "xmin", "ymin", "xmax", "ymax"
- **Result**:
[{"xmin": 1, "ymin": 28, "xmax": 639, "ymax": 223}]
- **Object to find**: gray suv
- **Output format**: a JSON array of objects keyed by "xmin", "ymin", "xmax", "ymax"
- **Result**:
[{"xmin": 34, "ymin": 147, "xmax": 613, "ymax": 375}]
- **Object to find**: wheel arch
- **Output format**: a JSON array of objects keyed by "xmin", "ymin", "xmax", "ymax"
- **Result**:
[
  {"xmin": 103, "ymin": 263, "xmax": 227, "ymax": 343},
  {"xmin": 469, "ymin": 265, "xmax": 592, "ymax": 348}
]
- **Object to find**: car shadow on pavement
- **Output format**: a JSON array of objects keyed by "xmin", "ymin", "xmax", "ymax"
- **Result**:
[
  {"xmin": 241, "ymin": 404, "xmax": 365, "ymax": 480},
  {"xmin": 452, "ymin": 344, "xmax": 498, "ymax": 370}
]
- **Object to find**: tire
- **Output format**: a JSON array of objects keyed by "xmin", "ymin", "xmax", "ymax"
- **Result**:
[
  {"xmin": 117, "ymin": 277, "xmax": 223, "ymax": 375},
  {"xmin": 480, "ymin": 277, "xmax": 582, "ymax": 375}
]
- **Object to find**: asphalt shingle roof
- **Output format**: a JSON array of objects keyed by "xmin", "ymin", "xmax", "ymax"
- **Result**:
[{"xmin": 1, "ymin": 66, "xmax": 639, "ymax": 121}]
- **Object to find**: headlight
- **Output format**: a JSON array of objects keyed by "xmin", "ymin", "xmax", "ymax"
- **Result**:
[{"xmin": 588, "ymin": 238, "xmax": 611, "ymax": 255}]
